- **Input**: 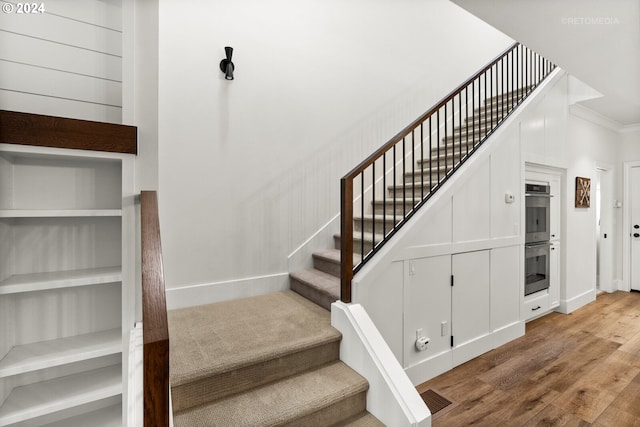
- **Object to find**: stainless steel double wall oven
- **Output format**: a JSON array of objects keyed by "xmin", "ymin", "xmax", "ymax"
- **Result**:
[{"xmin": 525, "ymin": 184, "xmax": 552, "ymax": 296}]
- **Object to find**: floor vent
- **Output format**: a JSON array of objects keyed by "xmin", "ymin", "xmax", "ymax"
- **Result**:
[{"xmin": 420, "ymin": 389, "xmax": 456, "ymax": 419}]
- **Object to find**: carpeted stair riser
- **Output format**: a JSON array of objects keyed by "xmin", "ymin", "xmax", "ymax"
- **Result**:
[
  {"xmin": 372, "ymin": 199, "xmax": 421, "ymax": 216},
  {"xmin": 334, "ymin": 233, "xmax": 381, "ymax": 256},
  {"xmin": 354, "ymin": 214, "xmax": 402, "ymax": 234},
  {"xmin": 290, "ymin": 269, "xmax": 339, "ymax": 311},
  {"xmin": 171, "ymin": 339, "xmax": 341, "ymax": 412},
  {"xmin": 173, "ymin": 361, "xmax": 370, "ymax": 427}
]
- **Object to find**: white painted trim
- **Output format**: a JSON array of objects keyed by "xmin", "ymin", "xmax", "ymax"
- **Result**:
[
  {"xmin": 127, "ymin": 324, "xmax": 142, "ymax": 427},
  {"xmin": 405, "ymin": 351, "xmax": 452, "ymax": 387},
  {"xmin": 165, "ymin": 273, "xmax": 289, "ymax": 310},
  {"xmin": 622, "ymin": 161, "xmax": 640, "ymax": 292},
  {"xmin": 400, "ymin": 237, "xmax": 521, "ymax": 261},
  {"xmin": 331, "ymin": 302, "xmax": 431, "ymax": 427},
  {"xmin": 620, "ymin": 124, "xmax": 640, "ymax": 134},
  {"xmin": 287, "ymin": 213, "xmax": 340, "ymax": 273},
  {"xmin": 557, "ymin": 288, "xmax": 596, "ymax": 314},
  {"xmin": 568, "ymin": 104, "xmax": 623, "ymax": 132},
  {"xmin": 452, "ymin": 321, "xmax": 523, "ymax": 366},
  {"xmin": 404, "ymin": 321, "xmax": 523, "ymax": 387}
]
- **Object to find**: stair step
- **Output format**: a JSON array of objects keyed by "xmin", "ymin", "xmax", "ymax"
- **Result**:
[
  {"xmin": 354, "ymin": 213, "xmax": 403, "ymax": 234},
  {"xmin": 404, "ymin": 168, "xmax": 452, "ymax": 185},
  {"xmin": 339, "ymin": 411, "xmax": 386, "ymax": 427},
  {"xmin": 334, "ymin": 232, "xmax": 384, "ymax": 256},
  {"xmin": 0, "ymin": 364, "xmax": 121, "ymax": 426},
  {"xmin": 485, "ymin": 86, "xmax": 532, "ymax": 104},
  {"xmin": 173, "ymin": 361, "xmax": 369, "ymax": 427},
  {"xmin": 168, "ymin": 291, "xmax": 342, "ymax": 412},
  {"xmin": 290, "ymin": 268, "xmax": 340, "ymax": 310},
  {"xmin": 372, "ymin": 197, "xmax": 421, "ymax": 215}
]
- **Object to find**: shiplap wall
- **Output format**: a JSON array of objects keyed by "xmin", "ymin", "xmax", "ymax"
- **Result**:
[{"xmin": 0, "ymin": 0, "xmax": 122, "ymax": 123}]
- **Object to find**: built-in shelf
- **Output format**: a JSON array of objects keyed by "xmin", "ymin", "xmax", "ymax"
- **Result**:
[
  {"xmin": 44, "ymin": 403, "xmax": 122, "ymax": 427},
  {"xmin": 0, "ymin": 364, "xmax": 121, "ymax": 426},
  {"xmin": 0, "ymin": 329, "xmax": 121, "ymax": 378},
  {"xmin": 0, "ymin": 266, "xmax": 122, "ymax": 295},
  {"xmin": 0, "ymin": 209, "xmax": 122, "ymax": 218}
]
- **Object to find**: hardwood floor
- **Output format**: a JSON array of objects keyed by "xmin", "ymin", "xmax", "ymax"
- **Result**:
[{"xmin": 417, "ymin": 291, "xmax": 640, "ymax": 426}]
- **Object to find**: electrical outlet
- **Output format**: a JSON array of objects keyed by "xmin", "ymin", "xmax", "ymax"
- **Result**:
[{"xmin": 441, "ymin": 321, "xmax": 448, "ymax": 336}]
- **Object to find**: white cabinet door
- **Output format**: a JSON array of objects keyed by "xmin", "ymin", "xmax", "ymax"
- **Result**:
[
  {"xmin": 403, "ymin": 256, "xmax": 451, "ymax": 369},
  {"xmin": 452, "ymin": 251, "xmax": 490, "ymax": 347}
]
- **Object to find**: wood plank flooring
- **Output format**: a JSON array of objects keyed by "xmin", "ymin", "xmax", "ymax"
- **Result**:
[{"xmin": 417, "ymin": 291, "xmax": 640, "ymax": 426}]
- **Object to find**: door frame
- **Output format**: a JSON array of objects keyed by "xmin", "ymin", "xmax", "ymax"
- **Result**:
[
  {"xmin": 595, "ymin": 163, "xmax": 614, "ymax": 292},
  {"xmin": 622, "ymin": 161, "xmax": 640, "ymax": 291}
]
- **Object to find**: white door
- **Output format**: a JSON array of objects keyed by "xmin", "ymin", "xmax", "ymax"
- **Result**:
[
  {"xmin": 598, "ymin": 169, "xmax": 614, "ymax": 292},
  {"xmin": 452, "ymin": 251, "xmax": 490, "ymax": 347},
  {"xmin": 631, "ymin": 167, "xmax": 640, "ymax": 291}
]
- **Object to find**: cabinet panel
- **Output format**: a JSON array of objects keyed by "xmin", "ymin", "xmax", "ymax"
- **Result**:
[
  {"xmin": 452, "ymin": 251, "xmax": 490, "ymax": 346},
  {"xmin": 404, "ymin": 256, "xmax": 451, "ymax": 368},
  {"xmin": 491, "ymin": 246, "xmax": 520, "ymax": 330},
  {"xmin": 550, "ymin": 242, "xmax": 560, "ymax": 308},
  {"xmin": 549, "ymin": 175, "xmax": 561, "ymax": 240},
  {"xmin": 452, "ymin": 160, "xmax": 491, "ymax": 243}
]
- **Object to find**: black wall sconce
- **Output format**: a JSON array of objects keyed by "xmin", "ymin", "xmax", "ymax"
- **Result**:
[{"xmin": 220, "ymin": 46, "xmax": 234, "ymax": 80}]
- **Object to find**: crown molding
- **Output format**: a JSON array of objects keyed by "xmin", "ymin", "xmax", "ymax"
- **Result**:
[{"xmin": 568, "ymin": 104, "xmax": 623, "ymax": 132}]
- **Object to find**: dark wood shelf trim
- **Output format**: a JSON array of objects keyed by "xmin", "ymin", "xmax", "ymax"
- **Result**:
[{"xmin": 0, "ymin": 110, "xmax": 137, "ymax": 154}]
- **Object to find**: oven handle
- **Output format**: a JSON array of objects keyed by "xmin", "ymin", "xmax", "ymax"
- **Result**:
[
  {"xmin": 525, "ymin": 193, "xmax": 553, "ymax": 197},
  {"xmin": 525, "ymin": 242, "xmax": 553, "ymax": 249}
]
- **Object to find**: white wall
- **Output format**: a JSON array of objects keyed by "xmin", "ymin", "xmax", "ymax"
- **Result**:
[
  {"xmin": 563, "ymin": 113, "xmax": 620, "ymax": 307},
  {"xmin": 156, "ymin": 0, "xmax": 514, "ymax": 297},
  {"xmin": 0, "ymin": 0, "xmax": 123, "ymax": 123}
]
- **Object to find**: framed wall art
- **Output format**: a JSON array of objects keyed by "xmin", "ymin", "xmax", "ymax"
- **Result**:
[{"xmin": 575, "ymin": 176, "xmax": 590, "ymax": 208}]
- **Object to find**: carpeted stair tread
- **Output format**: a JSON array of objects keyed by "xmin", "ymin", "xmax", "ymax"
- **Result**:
[
  {"xmin": 338, "ymin": 412, "xmax": 386, "ymax": 427},
  {"xmin": 168, "ymin": 290, "xmax": 341, "ymax": 387},
  {"xmin": 290, "ymin": 268, "xmax": 340, "ymax": 310},
  {"xmin": 173, "ymin": 361, "xmax": 369, "ymax": 427}
]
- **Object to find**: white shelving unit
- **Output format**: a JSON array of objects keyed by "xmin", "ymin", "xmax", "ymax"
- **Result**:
[{"xmin": 0, "ymin": 142, "xmax": 135, "ymax": 426}]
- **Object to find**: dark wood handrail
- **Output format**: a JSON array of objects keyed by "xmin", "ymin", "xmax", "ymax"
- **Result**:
[
  {"xmin": 141, "ymin": 191, "xmax": 170, "ymax": 427},
  {"xmin": 341, "ymin": 43, "xmax": 556, "ymax": 302},
  {"xmin": 343, "ymin": 42, "xmax": 518, "ymax": 181},
  {"xmin": 0, "ymin": 110, "xmax": 137, "ymax": 154}
]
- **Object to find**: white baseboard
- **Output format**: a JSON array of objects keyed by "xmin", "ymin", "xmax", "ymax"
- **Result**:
[
  {"xmin": 452, "ymin": 321, "xmax": 524, "ymax": 367},
  {"xmin": 557, "ymin": 288, "xmax": 596, "ymax": 314},
  {"xmin": 287, "ymin": 214, "xmax": 340, "ymax": 273},
  {"xmin": 405, "ymin": 350, "xmax": 452, "ymax": 386},
  {"xmin": 404, "ymin": 321, "xmax": 524, "ymax": 386},
  {"xmin": 165, "ymin": 273, "xmax": 289, "ymax": 310}
]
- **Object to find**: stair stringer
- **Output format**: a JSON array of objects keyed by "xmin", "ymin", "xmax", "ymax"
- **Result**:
[
  {"xmin": 348, "ymin": 69, "xmax": 566, "ymax": 381},
  {"xmin": 332, "ymin": 301, "xmax": 431, "ymax": 427}
]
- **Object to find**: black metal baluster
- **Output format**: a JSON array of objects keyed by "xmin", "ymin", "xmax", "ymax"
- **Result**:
[
  {"xmin": 372, "ymin": 161, "xmax": 375, "ymax": 249},
  {"xmin": 444, "ymin": 103, "xmax": 447, "ymax": 180},
  {"xmin": 420, "ymin": 123, "xmax": 424, "ymax": 200},
  {"xmin": 393, "ymin": 143, "xmax": 396, "ymax": 234},
  {"xmin": 429, "ymin": 116, "xmax": 433, "ymax": 193},
  {"xmin": 360, "ymin": 170, "xmax": 364, "ymax": 262},
  {"xmin": 383, "ymin": 152, "xmax": 386, "ymax": 237},
  {"xmin": 465, "ymin": 86, "xmax": 469, "ymax": 156},
  {"xmin": 402, "ymin": 136, "xmax": 406, "ymax": 218},
  {"xmin": 437, "ymin": 109, "xmax": 440, "ymax": 184},
  {"xmin": 412, "ymin": 129, "xmax": 415, "ymax": 209}
]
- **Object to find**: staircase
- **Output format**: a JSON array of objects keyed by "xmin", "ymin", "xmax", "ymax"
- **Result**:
[
  {"xmin": 168, "ymin": 291, "xmax": 384, "ymax": 426},
  {"xmin": 290, "ymin": 89, "xmax": 527, "ymax": 309}
]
